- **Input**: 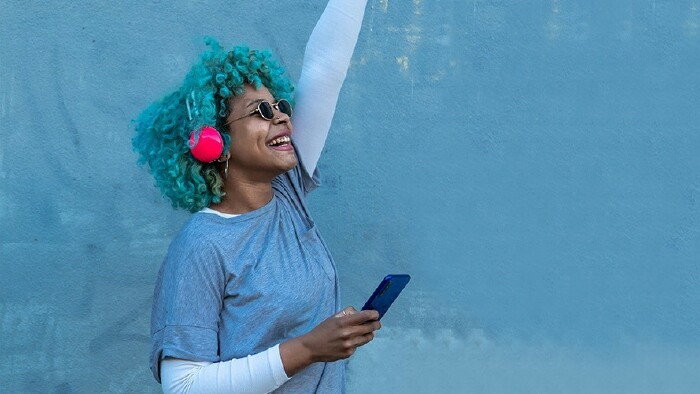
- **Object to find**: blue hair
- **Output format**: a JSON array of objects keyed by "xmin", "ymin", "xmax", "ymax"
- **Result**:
[{"xmin": 133, "ymin": 38, "xmax": 295, "ymax": 212}]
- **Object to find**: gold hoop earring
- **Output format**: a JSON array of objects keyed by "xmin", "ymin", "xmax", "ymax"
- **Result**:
[{"xmin": 217, "ymin": 152, "xmax": 231, "ymax": 180}]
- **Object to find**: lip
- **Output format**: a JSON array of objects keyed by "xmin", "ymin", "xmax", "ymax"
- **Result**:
[{"xmin": 269, "ymin": 143, "xmax": 294, "ymax": 151}]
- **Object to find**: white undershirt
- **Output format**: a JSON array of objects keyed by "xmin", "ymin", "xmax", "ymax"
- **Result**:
[
  {"xmin": 160, "ymin": 1, "xmax": 369, "ymax": 393},
  {"xmin": 160, "ymin": 345, "xmax": 289, "ymax": 394},
  {"xmin": 200, "ymin": 207, "xmax": 240, "ymax": 218}
]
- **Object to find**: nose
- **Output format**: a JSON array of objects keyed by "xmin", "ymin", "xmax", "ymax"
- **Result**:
[{"xmin": 271, "ymin": 109, "xmax": 291, "ymax": 125}]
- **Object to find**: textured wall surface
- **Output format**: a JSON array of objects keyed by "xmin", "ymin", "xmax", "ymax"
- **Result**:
[{"xmin": 2, "ymin": 0, "xmax": 700, "ymax": 392}]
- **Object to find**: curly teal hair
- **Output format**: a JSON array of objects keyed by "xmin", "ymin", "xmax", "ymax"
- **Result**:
[{"xmin": 133, "ymin": 38, "xmax": 295, "ymax": 212}]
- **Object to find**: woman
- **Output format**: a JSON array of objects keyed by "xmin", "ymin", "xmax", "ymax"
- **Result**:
[{"xmin": 132, "ymin": 1, "xmax": 379, "ymax": 393}]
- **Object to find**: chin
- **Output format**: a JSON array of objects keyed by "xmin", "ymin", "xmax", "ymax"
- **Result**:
[
  {"xmin": 268, "ymin": 151, "xmax": 297, "ymax": 176},
  {"xmin": 281, "ymin": 155, "xmax": 298, "ymax": 172}
]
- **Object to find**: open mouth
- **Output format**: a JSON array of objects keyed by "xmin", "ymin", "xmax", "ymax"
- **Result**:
[
  {"xmin": 267, "ymin": 135, "xmax": 291, "ymax": 148},
  {"xmin": 267, "ymin": 133, "xmax": 293, "ymax": 152}
]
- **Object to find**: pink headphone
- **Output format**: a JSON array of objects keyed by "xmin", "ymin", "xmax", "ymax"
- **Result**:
[
  {"xmin": 189, "ymin": 126, "xmax": 223, "ymax": 163},
  {"xmin": 186, "ymin": 91, "xmax": 224, "ymax": 163}
]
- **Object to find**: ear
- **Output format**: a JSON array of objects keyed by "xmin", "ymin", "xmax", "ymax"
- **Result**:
[{"xmin": 216, "ymin": 151, "xmax": 231, "ymax": 163}]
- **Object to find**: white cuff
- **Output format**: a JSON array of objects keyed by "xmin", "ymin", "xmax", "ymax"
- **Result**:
[{"xmin": 269, "ymin": 343, "xmax": 290, "ymax": 386}]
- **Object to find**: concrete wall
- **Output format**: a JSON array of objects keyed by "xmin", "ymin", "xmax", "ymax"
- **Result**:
[{"xmin": 1, "ymin": 0, "xmax": 699, "ymax": 392}]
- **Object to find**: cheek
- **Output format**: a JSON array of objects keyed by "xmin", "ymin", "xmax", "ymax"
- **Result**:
[
  {"xmin": 230, "ymin": 132, "xmax": 266, "ymax": 160},
  {"xmin": 228, "ymin": 120, "xmax": 271, "ymax": 153}
]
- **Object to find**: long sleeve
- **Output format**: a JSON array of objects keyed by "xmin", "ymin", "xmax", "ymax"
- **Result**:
[
  {"xmin": 293, "ymin": 0, "xmax": 369, "ymax": 177},
  {"xmin": 160, "ymin": 344, "xmax": 289, "ymax": 394}
]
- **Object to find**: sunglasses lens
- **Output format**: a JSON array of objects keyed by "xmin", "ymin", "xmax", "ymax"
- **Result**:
[
  {"xmin": 258, "ymin": 101, "xmax": 274, "ymax": 120},
  {"xmin": 277, "ymin": 99, "xmax": 293, "ymax": 117}
]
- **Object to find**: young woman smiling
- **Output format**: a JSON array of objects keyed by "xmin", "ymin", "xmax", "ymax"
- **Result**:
[{"xmin": 133, "ymin": 1, "xmax": 379, "ymax": 393}]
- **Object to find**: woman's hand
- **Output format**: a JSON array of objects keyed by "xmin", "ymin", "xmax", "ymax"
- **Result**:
[
  {"xmin": 303, "ymin": 306, "xmax": 381, "ymax": 362},
  {"xmin": 279, "ymin": 307, "xmax": 381, "ymax": 377}
]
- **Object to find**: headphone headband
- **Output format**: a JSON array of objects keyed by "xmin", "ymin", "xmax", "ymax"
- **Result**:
[{"xmin": 186, "ymin": 91, "xmax": 224, "ymax": 163}]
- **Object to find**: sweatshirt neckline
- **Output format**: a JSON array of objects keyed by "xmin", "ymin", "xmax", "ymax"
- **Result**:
[{"xmin": 199, "ymin": 195, "xmax": 276, "ymax": 223}]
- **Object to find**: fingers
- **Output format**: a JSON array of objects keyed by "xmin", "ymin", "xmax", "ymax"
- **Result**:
[
  {"xmin": 345, "ymin": 331, "xmax": 376, "ymax": 356},
  {"xmin": 334, "ymin": 306, "xmax": 357, "ymax": 318},
  {"xmin": 350, "ymin": 319, "xmax": 381, "ymax": 336},
  {"xmin": 337, "ymin": 320, "xmax": 381, "ymax": 347},
  {"xmin": 354, "ymin": 331, "xmax": 375, "ymax": 347},
  {"xmin": 329, "ymin": 307, "xmax": 381, "ymax": 359},
  {"xmin": 343, "ymin": 309, "xmax": 379, "ymax": 325},
  {"xmin": 338, "ymin": 329, "xmax": 377, "ymax": 359}
]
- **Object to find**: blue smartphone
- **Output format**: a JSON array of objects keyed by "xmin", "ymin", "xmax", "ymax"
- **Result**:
[{"xmin": 361, "ymin": 274, "xmax": 411, "ymax": 319}]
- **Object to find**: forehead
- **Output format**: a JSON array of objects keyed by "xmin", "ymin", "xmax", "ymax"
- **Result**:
[{"xmin": 230, "ymin": 84, "xmax": 274, "ymax": 109}]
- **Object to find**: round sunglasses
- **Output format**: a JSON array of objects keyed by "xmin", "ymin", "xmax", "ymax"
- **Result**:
[{"xmin": 225, "ymin": 99, "xmax": 293, "ymax": 125}]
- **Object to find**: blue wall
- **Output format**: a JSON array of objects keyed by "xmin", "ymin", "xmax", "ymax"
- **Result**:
[{"xmin": 1, "ymin": 0, "xmax": 699, "ymax": 392}]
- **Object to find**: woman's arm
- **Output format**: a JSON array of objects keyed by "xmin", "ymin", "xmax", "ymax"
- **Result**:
[
  {"xmin": 159, "ymin": 308, "xmax": 381, "ymax": 394},
  {"xmin": 293, "ymin": 0, "xmax": 369, "ymax": 177}
]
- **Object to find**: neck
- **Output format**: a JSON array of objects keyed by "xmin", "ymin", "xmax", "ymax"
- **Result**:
[{"xmin": 210, "ymin": 172, "xmax": 274, "ymax": 215}]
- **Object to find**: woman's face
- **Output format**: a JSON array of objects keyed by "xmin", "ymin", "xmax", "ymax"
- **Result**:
[{"xmin": 224, "ymin": 84, "xmax": 297, "ymax": 180}]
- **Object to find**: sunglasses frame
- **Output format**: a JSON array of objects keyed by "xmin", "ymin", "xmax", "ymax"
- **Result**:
[{"xmin": 224, "ymin": 99, "xmax": 292, "ymax": 126}]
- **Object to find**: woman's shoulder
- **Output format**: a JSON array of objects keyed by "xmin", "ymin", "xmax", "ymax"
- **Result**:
[
  {"xmin": 160, "ymin": 214, "xmax": 237, "ymax": 276},
  {"xmin": 168, "ymin": 209, "xmax": 277, "ymax": 255},
  {"xmin": 174, "ymin": 212, "xmax": 220, "ymax": 241},
  {"xmin": 167, "ymin": 213, "xmax": 231, "ymax": 256}
]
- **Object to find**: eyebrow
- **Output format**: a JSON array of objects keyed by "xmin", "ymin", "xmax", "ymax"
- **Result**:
[{"xmin": 246, "ymin": 99, "xmax": 264, "ymax": 108}]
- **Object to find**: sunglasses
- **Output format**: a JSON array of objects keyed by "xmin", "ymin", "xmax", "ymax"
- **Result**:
[{"xmin": 225, "ymin": 99, "xmax": 293, "ymax": 125}]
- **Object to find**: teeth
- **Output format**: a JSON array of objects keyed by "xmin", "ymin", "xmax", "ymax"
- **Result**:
[{"xmin": 268, "ymin": 135, "xmax": 290, "ymax": 146}]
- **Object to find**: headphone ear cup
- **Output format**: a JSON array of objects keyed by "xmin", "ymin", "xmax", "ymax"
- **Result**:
[{"xmin": 189, "ymin": 126, "xmax": 224, "ymax": 163}]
